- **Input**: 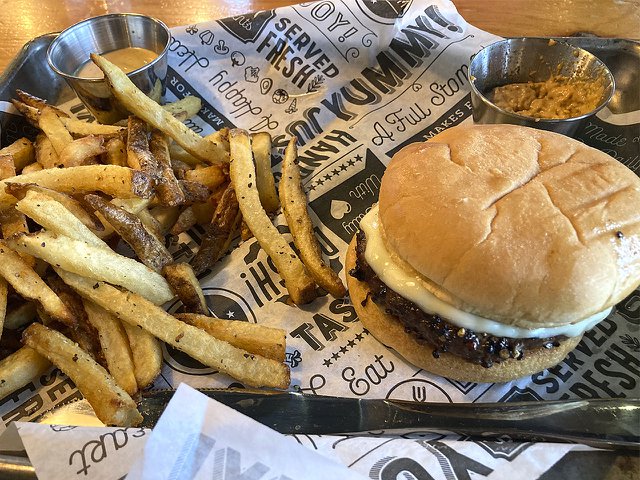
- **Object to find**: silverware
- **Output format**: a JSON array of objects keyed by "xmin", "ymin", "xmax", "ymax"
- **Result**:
[{"xmin": 139, "ymin": 390, "xmax": 639, "ymax": 450}]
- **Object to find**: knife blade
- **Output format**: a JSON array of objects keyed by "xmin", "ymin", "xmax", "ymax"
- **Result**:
[{"xmin": 139, "ymin": 390, "xmax": 639, "ymax": 450}]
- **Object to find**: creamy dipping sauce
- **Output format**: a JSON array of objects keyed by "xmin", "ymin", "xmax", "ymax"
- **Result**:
[
  {"xmin": 76, "ymin": 47, "xmax": 158, "ymax": 78},
  {"xmin": 491, "ymin": 75, "xmax": 605, "ymax": 119}
]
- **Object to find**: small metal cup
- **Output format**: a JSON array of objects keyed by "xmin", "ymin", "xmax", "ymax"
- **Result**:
[
  {"xmin": 468, "ymin": 38, "xmax": 615, "ymax": 137},
  {"xmin": 47, "ymin": 13, "xmax": 170, "ymax": 124}
]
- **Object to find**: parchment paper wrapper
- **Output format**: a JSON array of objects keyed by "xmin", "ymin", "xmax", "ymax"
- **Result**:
[{"xmin": 0, "ymin": 0, "xmax": 637, "ymax": 478}]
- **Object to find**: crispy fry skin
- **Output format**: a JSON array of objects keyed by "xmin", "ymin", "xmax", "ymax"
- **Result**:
[
  {"xmin": 23, "ymin": 323, "xmax": 142, "ymax": 426},
  {"xmin": 190, "ymin": 183, "xmax": 240, "ymax": 275},
  {"xmin": 0, "ymin": 137, "xmax": 35, "ymax": 172},
  {"xmin": 122, "ymin": 322, "xmax": 162, "ymax": 390},
  {"xmin": 280, "ymin": 138, "xmax": 346, "ymax": 298},
  {"xmin": 163, "ymin": 263, "xmax": 208, "ymax": 315},
  {"xmin": 150, "ymin": 130, "xmax": 186, "ymax": 206},
  {"xmin": 0, "ymin": 165, "xmax": 154, "ymax": 210},
  {"xmin": 127, "ymin": 116, "xmax": 159, "ymax": 180},
  {"xmin": 84, "ymin": 194, "xmax": 173, "ymax": 273},
  {"xmin": 229, "ymin": 129, "xmax": 317, "ymax": 305}
]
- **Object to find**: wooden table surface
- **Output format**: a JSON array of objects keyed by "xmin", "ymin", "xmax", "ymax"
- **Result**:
[{"xmin": 0, "ymin": 0, "xmax": 638, "ymax": 73}]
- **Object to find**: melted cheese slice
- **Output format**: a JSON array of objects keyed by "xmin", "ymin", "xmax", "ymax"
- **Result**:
[{"xmin": 360, "ymin": 205, "xmax": 610, "ymax": 339}]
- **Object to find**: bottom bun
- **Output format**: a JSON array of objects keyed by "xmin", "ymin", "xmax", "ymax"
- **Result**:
[{"xmin": 345, "ymin": 237, "xmax": 582, "ymax": 383}]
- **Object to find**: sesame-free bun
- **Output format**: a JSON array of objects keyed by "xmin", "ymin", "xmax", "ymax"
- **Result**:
[
  {"xmin": 345, "ymin": 238, "xmax": 583, "ymax": 383},
  {"xmin": 378, "ymin": 124, "xmax": 640, "ymax": 328}
]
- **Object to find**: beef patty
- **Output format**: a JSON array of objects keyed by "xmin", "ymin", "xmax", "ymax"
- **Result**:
[{"xmin": 350, "ymin": 231, "xmax": 565, "ymax": 368}]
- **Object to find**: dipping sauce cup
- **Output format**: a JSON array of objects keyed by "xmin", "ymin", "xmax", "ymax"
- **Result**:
[
  {"xmin": 468, "ymin": 38, "xmax": 615, "ymax": 137},
  {"xmin": 47, "ymin": 13, "xmax": 170, "ymax": 124}
]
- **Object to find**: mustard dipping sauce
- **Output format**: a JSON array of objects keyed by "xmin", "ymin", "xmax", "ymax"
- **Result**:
[
  {"xmin": 491, "ymin": 75, "xmax": 605, "ymax": 120},
  {"xmin": 76, "ymin": 47, "xmax": 158, "ymax": 78}
]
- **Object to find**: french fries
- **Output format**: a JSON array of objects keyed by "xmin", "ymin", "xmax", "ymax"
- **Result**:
[
  {"xmin": 184, "ymin": 165, "xmax": 227, "ymax": 191},
  {"xmin": 23, "ymin": 323, "xmax": 142, "ymax": 426},
  {"xmin": 0, "ymin": 346, "xmax": 51, "ymax": 401},
  {"xmin": 122, "ymin": 323, "xmax": 162, "ymax": 390},
  {"xmin": 34, "ymin": 134, "xmax": 59, "ymax": 169},
  {"xmin": 91, "ymin": 53, "xmax": 227, "ymax": 164},
  {"xmin": 150, "ymin": 130, "xmax": 186, "ymax": 206},
  {"xmin": 7, "ymin": 231, "xmax": 174, "ymax": 305},
  {"xmin": 162, "ymin": 263, "xmax": 208, "ymax": 315},
  {"xmin": 104, "ymin": 137, "xmax": 127, "ymax": 166},
  {"xmin": 0, "ymin": 241, "xmax": 75, "ymax": 325},
  {"xmin": 15, "ymin": 89, "xmax": 68, "ymax": 118},
  {"xmin": 84, "ymin": 194, "xmax": 172, "ymax": 272},
  {"xmin": 83, "ymin": 300, "xmax": 137, "ymax": 396},
  {"xmin": 0, "ymin": 137, "xmax": 35, "ymax": 172},
  {"xmin": 38, "ymin": 106, "xmax": 73, "ymax": 155},
  {"xmin": 176, "ymin": 313, "xmax": 285, "ymax": 362},
  {"xmin": 0, "ymin": 278, "xmax": 7, "ymax": 333},
  {"xmin": 190, "ymin": 183, "xmax": 241, "ymax": 275},
  {"xmin": 127, "ymin": 116, "xmax": 158, "ymax": 178},
  {"xmin": 229, "ymin": 129, "xmax": 317, "ymax": 305},
  {"xmin": 58, "ymin": 270, "xmax": 290, "ymax": 389},
  {"xmin": 0, "ymin": 165, "xmax": 154, "ymax": 209},
  {"xmin": 162, "ymin": 96, "xmax": 202, "ymax": 118},
  {"xmin": 251, "ymin": 132, "xmax": 279, "ymax": 213},
  {"xmin": 280, "ymin": 138, "xmax": 347, "ymax": 298},
  {"xmin": 61, "ymin": 117, "xmax": 125, "ymax": 138},
  {"xmin": 58, "ymin": 135, "xmax": 105, "ymax": 167},
  {"xmin": 15, "ymin": 189, "xmax": 108, "ymax": 248}
]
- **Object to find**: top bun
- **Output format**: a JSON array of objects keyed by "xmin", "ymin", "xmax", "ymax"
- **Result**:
[{"xmin": 378, "ymin": 124, "xmax": 640, "ymax": 328}]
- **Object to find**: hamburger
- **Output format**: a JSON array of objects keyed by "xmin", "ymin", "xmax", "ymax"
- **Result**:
[{"xmin": 346, "ymin": 124, "xmax": 640, "ymax": 383}]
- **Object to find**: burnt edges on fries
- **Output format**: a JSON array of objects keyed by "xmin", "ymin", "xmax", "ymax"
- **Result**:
[{"xmin": 0, "ymin": 53, "xmax": 346, "ymax": 426}]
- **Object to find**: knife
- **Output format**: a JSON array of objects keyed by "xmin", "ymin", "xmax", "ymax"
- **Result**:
[{"xmin": 138, "ymin": 390, "xmax": 639, "ymax": 450}]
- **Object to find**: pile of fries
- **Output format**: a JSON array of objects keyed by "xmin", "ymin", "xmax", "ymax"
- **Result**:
[{"xmin": 0, "ymin": 54, "xmax": 345, "ymax": 426}]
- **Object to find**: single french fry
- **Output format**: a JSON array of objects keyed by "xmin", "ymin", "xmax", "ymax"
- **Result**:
[
  {"xmin": 23, "ymin": 323, "xmax": 142, "ymax": 426},
  {"xmin": 0, "ymin": 346, "xmax": 51, "ymax": 401},
  {"xmin": 169, "ymin": 143, "xmax": 200, "ymax": 167},
  {"xmin": 15, "ymin": 89, "xmax": 68, "ymax": 118},
  {"xmin": 163, "ymin": 96, "xmax": 202, "ymax": 118},
  {"xmin": 179, "ymin": 179, "xmax": 210, "ymax": 205},
  {"xmin": 184, "ymin": 164, "xmax": 227, "ymax": 191},
  {"xmin": 150, "ymin": 130, "xmax": 186, "ymax": 206},
  {"xmin": 0, "ymin": 241, "xmax": 75, "ymax": 325},
  {"xmin": 91, "ymin": 54, "xmax": 227, "ymax": 164},
  {"xmin": 59, "ymin": 270, "xmax": 290, "ymax": 389},
  {"xmin": 38, "ymin": 106, "xmax": 73, "ymax": 156},
  {"xmin": 175, "ymin": 313, "xmax": 286, "ymax": 362},
  {"xmin": 170, "ymin": 207, "xmax": 197, "ymax": 235},
  {"xmin": 83, "ymin": 299, "xmax": 137, "ymax": 396},
  {"xmin": 11, "ymin": 100, "xmax": 40, "ymax": 127},
  {"xmin": 0, "ymin": 278, "xmax": 7, "ymax": 334},
  {"xmin": 280, "ymin": 138, "xmax": 347, "ymax": 298},
  {"xmin": 162, "ymin": 263, "xmax": 207, "ymax": 315},
  {"xmin": 104, "ymin": 137, "xmax": 127, "ymax": 166},
  {"xmin": 84, "ymin": 194, "xmax": 172, "ymax": 272},
  {"xmin": 0, "ymin": 155, "xmax": 15, "ymax": 180},
  {"xmin": 190, "ymin": 184, "xmax": 240, "ymax": 275},
  {"xmin": 149, "ymin": 205, "xmax": 180, "ymax": 235},
  {"xmin": 58, "ymin": 135, "xmax": 105, "ymax": 167},
  {"xmin": 7, "ymin": 231, "xmax": 174, "ymax": 305},
  {"xmin": 61, "ymin": 117, "xmax": 125, "ymax": 138},
  {"xmin": 122, "ymin": 322, "xmax": 162, "ymax": 390},
  {"xmin": 251, "ymin": 132, "xmax": 279, "ymax": 213},
  {"xmin": 229, "ymin": 129, "xmax": 317, "ymax": 305},
  {"xmin": 0, "ymin": 137, "xmax": 34, "ymax": 172},
  {"xmin": 34, "ymin": 134, "xmax": 60, "ymax": 169},
  {"xmin": 127, "ymin": 116, "xmax": 159, "ymax": 179},
  {"xmin": 0, "ymin": 165, "xmax": 154, "ymax": 209}
]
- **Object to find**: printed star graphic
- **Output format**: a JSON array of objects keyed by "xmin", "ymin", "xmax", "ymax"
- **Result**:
[
  {"xmin": 331, "ymin": 169, "xmax": 339, "ymax": 176},
  {"xmin": 225, "ymin": 310, "xmax": 235, "ymax": 319},
  {"xmin": 308, "ymin": 183, "xmax": 316, "ymax": 191},
  {"xmin": 317, "ymin": 178, "xmax": 325, "ymax": 186},
  {"xmin": 331, "ymin": 352, "xmax": 340, "ymax": 360},
  {"xmin": 347, "ymin": 159, "xmax": 355, "ymax": 166},
  {"xmin": 354, "ymin": 154, "xmax": 363, "ymax": 162},
  {"xmin": 347, "ymin": 340, "xmax": 356, "ymax": 347},
  {"xmin": 340, "ymin": 346, "xmax": 348, "ymax": 354},
  {"xmin": 340, "ymin": 164, "xmax": 348, "ymax": 171},
  {"xmin": 323, "ymin": 359, "xmax": 332, "ymax": 367},
  {"xmin": 355, "ymin": 333, "xmax": 364, "ymax": 341},
  {"xmin": 324, "ymin": 174, "xmax": 331, "ymax": 181}
]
